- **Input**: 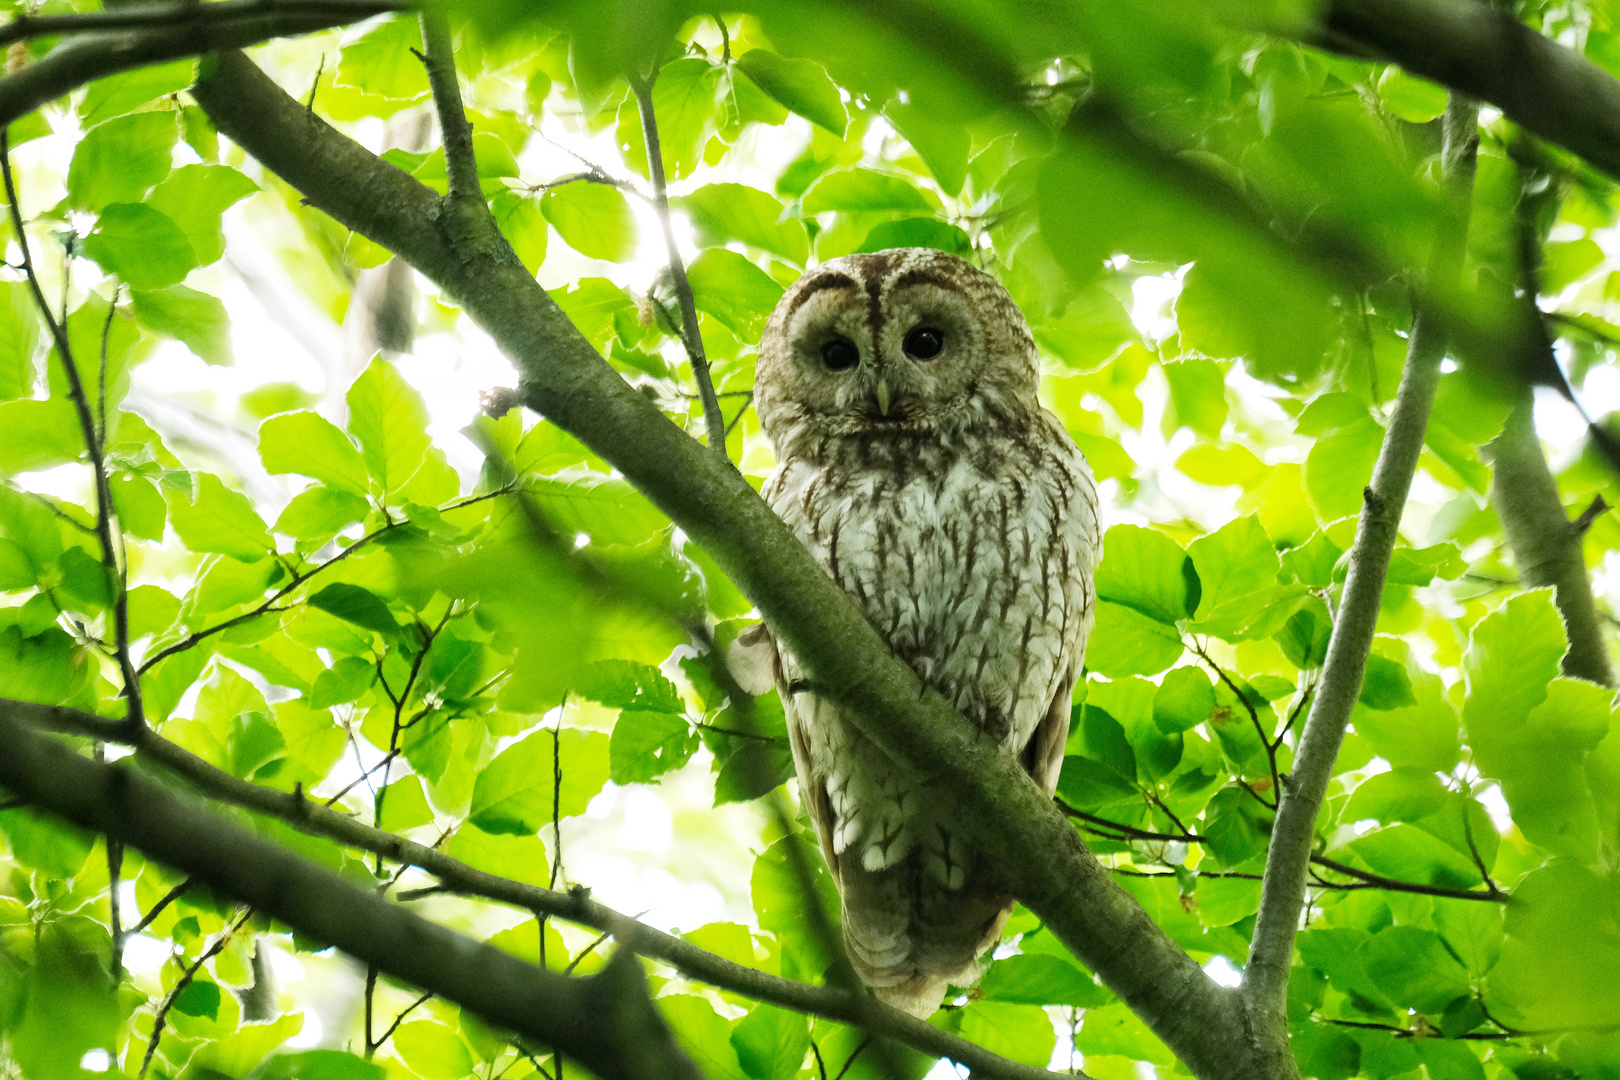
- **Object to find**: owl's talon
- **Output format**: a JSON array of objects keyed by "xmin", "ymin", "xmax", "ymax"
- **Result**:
[{"xmin": 787, "ymin": 679, "xmax": 813, "ymax": 695}]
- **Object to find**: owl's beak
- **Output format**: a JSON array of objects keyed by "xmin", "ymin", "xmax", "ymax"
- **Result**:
[{"xmin": 875, "ymin": 378, "xmax": 893, "ymax": 417}]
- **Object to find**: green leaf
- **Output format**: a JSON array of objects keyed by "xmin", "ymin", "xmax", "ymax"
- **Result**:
[
  {"xmin": 7, "ymin": 926, "xmax": 120, "ymax": 1080},
  {"xmin": 886, "ymin": 101, "xmax": 970, "ymax": 196},
  {"xmin": 0, "ymin": 280, "xmax": 41, "ymax": 400},
  {"xmin": 131, "ymin": 284, "xmax": 232, "ymax": 364},
  {"xmin": 1376, "ymin": 65, "xmax": 1448, "ymax": 122},
  {"xmin": 145, "ymin": 164, "xmax": 259, "ymax": 267},
  {"xmin": 1305, "ymin": 417, "xmax": 1383, "ymax": 521},
  {"xmin": 575, "ymin": 659, "xmax": 683, "ymax": 711},
  {"xmin": 530, "ymin": 473, "xmax": 668, "ymax": 547},
  {"xmin": 391, "ymin": 1021, "xmax": 474, "ymax": 1080},
  {"xmin": 1075, "ymin": 1003, "xmax": 1175, "ymax": 1067},
  {"xmin": 609, "ymin": 708, "xmax": 698, "ymax": 784},
  {"xmin": 446, "ymin": 828, "xmax": 550, "ymax": 889},
  {"xmin": 308, "ymin": 583, "xmax": 399, "ymax": 638},
  {"xmin": 660, "ymin": 995, "xmax": 750, "ymax": 1080},
  {"xmin": 173, "ymin": 978, "xmax": 221, "ymax": 1019},
  {"xmin": 335, "ymin": 15, "xmax": 429, "ymax": 101},
  {"xmin": 1344, "ymin": 767, "xmax": 1448, "ymax": 825},
  {"xmin": 346, "ymin": 356, "xmax": 432, "ymax": 502},
  {"xmin": 1352, "ymin": 672, "xmax": 1461, "ymax": 772},
  {"xmin": 375, "ymin": 777, "xmax": 434, "ymax": 835},
  {"xmin": 800, "ymin": 168, "xmax": 933, "ymax": 214},
  {"xmin": 165, "ymin": 473, "xmax": 273, "ymax": 559},
  {"xmin": 0, "ymin": 537, "xmax": 33, "ymax": 590},
  {"xmin": 1359, "ymin": 926, "xmax": 1470, "ymax": 1015},
  {"xmin": 1032, "ymin": 285, "xmax": 1138, "ymax": 372},
  {"xmin": 676, "ymin": 184, "xmax": 808, "ymax": 265},
  {"xmin": 856, "ymin": 217, "xmax": 972, "ymax": 256},
  {"xmin": 468, "ymin": 727, "xmax": 610, "ymax": 834},
  {"xmin": 66, "ymin": 111, "xmax": 176, "ymax": 211},
  {"xmin": 247, "ymin": 1051, "xmax": 386, "ymax": 1080},
  {"xmin": 1163, "ymin": 358, "xmax": 1228, "ymax": 437},
  {"xmin": 1096, "ymin": 524, "xmax": 1197, "ymax": 623},
  {"xmin": 1154, "ymin": 666, "xmax": 1215, "ymax": 733},
  {"xmin": 1358, "ymin": 653, "xmax": 1416, "ymax": 710},
  {"xmin": 1347, "ymin": 823, "xmax": 1482, "ymax": 889},
  {"xmin": 979, "ymin": 953, "xmax": 1110, "ymax": 1006},
  {"xmin": 274, "ymin": 486, "xmax": 370, "ymax": 546},
  {"xmin": 714, "ymin": 739, "xmax": 796, "ymax": 805},
  {"xmin": 733, "ymin": 50, "xmax": 846, "ymax": 135},
  {"xmin": 540, "ymin": 182, "xmax": 638, "ymax": 262},
  {"xmin": 731, "ymin": 1005, "xmax": 810, "ymax": 1080},
  {"xmin": 1085, "ymin": 600, "xmax": 1184, "ymax": 677},
  {"xmin": 0, "ymin": 399, "xmax": 80, "ymax": 475},
  {"xmin": 1276, "ymin": 597, "xmax": 1332, "ymax": 668},
  {"xmin": 82, "ymin": 203, "xmax": 196, "ymax": 289},
  {"xmin": 638, "ymin": 58, "xmax": 722, "ymax": 182},
  {"xmin": 259, "ymin": 411, "xmax": 370, "ymax": 496},
  {"xmin": 1202, "ymin": 785, "xmax": 1272, "ymax": 867},
  {"xmin": 958, "ymin": 1001, "xmax": 1056, "ymax": 1067},
  {"xmin": 491, "ymin": 190, "xmax": 548, "ymax": 274},
  {"xmin": 1492, "ymin": 861, "xmax": 1620, "ymax": 1029},
  {"xmin": 1188, "ymin": 515, "xmax": 1277, "ymax": 618},
  {"xmin": 80, "ymin": 59, "xmax": 197, "ymax": 125},
  {"xmin": 687, "ymin": 248, "xmax": 785, "ymax": 340},
  {"xmin": 1463, "ymin": 589, "xmax": 1569, "ymax": 741}
]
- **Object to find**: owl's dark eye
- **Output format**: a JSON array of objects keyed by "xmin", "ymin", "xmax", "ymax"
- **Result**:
[
  {"xmin": 821, "ymin": 337, "xmax": 859, "ymax": 371},
  {"xmin": 903, "ymin": 326, "xmax": 944, "ymax": 360}
]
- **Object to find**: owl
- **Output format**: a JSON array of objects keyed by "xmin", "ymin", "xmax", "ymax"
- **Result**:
[{"xmin": 733, "ymin": 247, "xmax": 1101, "ymax": 1017}]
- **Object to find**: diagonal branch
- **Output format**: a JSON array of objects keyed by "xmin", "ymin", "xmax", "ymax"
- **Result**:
[
  {"xmin": 13, "ymin": 696, "xmax": 1073, "ymax": 1080},
  {"xmin": 188, "ymin": 48, "xmax": 1246, "ymax": 1078},
  {"xmin": 0, "ymin": 703, "xmax": 704, "ymax": 1080},
  {"xmin": 1242, "ymin": 94, "xmax": 1482, "ymax": 1074},
  {"xmin": 1316, "ymin": 0, "xmax": 1620, "ymax": 185},
  {"xmin": 0, "ymin": 0, "xmax": 402, "ymax": 48},
  {"xmin": 0, "ymin": 7, "xmax": 396, "ymax": 128},
  {"xmin": 418, "ymin": 10, "xmax": 479, "ymax": 203},
  {"xmin": 1, "ymin": 137, "xmax": 143, "ymax": 737}
]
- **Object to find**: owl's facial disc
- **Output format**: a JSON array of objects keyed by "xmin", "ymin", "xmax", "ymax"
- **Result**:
[{"xmin": 754, "ymin": 249, "xmax": 1041, "ymax": 455}]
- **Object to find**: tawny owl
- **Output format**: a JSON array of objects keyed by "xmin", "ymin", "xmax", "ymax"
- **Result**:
[{"xmin": 733, "ymin": 247, "xmax": 1100, "ymax": 1017}]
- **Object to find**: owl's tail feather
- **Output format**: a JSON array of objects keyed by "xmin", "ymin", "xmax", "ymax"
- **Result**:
[{"xmin": 872, "ymin": 975, "xmax": 954, "ymax": 1019}]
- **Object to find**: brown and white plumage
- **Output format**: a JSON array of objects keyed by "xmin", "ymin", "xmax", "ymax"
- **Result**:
[{"xmin": 740, "ymin": 248, "xmax": 1100, "ymax": 1017}]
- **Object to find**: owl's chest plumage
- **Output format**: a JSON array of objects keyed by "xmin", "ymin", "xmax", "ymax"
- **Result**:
[{"xmin": 766, "ymin": 417, "xmax": 1097, "ymax": 746}]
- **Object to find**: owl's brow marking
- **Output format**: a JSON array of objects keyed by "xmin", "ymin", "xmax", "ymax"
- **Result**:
[
  {"xmin": 889, "ymin": 268, "xmax": 958, "ymax": 293},
  {"xmin": 785, "ymin": 271, "xmax": 858, "ymax": 322}
]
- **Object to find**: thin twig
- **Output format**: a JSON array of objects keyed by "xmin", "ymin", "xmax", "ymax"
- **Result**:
[
  {"xmin": 136, "ymin": 488, "xmax": 510, "ymax": 676},
  {"xmin": 2, "ymin": 135, "xmax": 144, "ymax": 738},
  {"xmin": 127, "ymin": 878, "xmax": 193, "ymax": 936},
  {"xmin": 627, "ymin": 72, "xmax": 728, "ymax": 460},
  {"xmin": 1192, "ymin": 640, "xmax": 1279, "ymax": 808},
  {"xmin": 140, "ymin": 907, "xmax": 253, "ymax": 1077},
  {"xmin": 372, "ymin": 991, "xmax": 433, "ymax": 1050}
]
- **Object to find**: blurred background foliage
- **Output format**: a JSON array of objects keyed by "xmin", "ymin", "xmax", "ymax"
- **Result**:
[{"xmin": 1, "ymin": 0, "xmax": 1620, "ymax": 1078}]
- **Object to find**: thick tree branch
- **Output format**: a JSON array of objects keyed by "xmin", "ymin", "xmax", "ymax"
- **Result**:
[
  {"xmin": 630, "ymin": 72, "xmax": 728, "ymax": 460},
  {"xmin": 1486, "ymin": 393, "xmax": 1615, "ymax": 685},
  {"xmin": 0, "ymin": 704, "xmax": 703, "ymax": 1080},
  {"xmin": 0, "ymin": 0, "xmax": 400, "ymax": 48},
  {"xmin": 0, "ymin": 8, "xmax": 390, "ymax": 128},
  {"xmin": 189, "ymin": 49, "xmax": 1251, "ymax": 1079},
  {"xmin": 13, "ymin": 697, "xmax": 1070, "ymax": 1080},
  {"xmin": 1242, "ymin": 95, "xmax": 1482, "ymax": 1074},
  {"xmin": 1319, "ymin": 0, "xmax": 1620, "ymax": 185}
]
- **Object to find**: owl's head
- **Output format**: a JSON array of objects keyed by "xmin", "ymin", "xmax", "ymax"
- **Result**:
[{"xmin": 754, "ymin": 248, "xmax": 1040, "ymax": 459}]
